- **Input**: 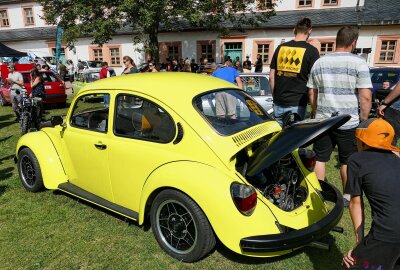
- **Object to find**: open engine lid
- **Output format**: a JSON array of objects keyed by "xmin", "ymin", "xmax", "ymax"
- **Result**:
[{"xmin": 246, "ymin": 115, "xmax": 351, "ymax": 177}]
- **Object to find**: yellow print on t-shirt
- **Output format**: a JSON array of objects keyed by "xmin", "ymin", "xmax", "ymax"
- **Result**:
[{"xmin": 277, "ymin": 46, "xmax": 306, "ymax": 74}]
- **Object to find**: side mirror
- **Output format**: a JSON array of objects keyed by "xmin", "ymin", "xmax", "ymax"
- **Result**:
[{"xmin": 51, "ymin": 116, "xmax": 64, "ymax": 126}]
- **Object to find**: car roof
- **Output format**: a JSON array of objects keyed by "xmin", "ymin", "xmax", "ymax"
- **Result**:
[
  {"xmin": 370, "ymin": 67, "xmax": 400, "ymax": 71},
  {"xmin": 81, "ymin": 72, "xmax": 237, "ymax": 103}
]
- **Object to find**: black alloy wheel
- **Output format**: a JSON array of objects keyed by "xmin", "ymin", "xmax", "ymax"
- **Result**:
[
  {"xmin": 17, "ymin": 148, "xmax": 44, "ymax": 192},
  {"xmin": 150, "ymin": 189, "xmax": 215, "ymax": 262}
]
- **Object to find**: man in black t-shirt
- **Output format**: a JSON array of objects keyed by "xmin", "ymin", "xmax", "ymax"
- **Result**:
[
  {"xmin": 270, "ymin": 17, "xmax": 319, "ymax": 124},
  {"xmin": 343, "ymin": 118, "xmax": 400, "ymax": 269}
]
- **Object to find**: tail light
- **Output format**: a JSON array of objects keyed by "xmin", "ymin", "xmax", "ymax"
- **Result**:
[
  {"xmin": 298, "ymin": 148, "xmax": 316, "ymax": 171},
  {"xmin": 230, "ymin": 183, "xmax": 257, "ymax": 216}
]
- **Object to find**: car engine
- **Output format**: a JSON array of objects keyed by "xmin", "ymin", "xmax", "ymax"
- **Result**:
[
  {"xmin": 260, "ymin": 155, "xmax": 308, "ymax": 211},
  {"xmin": 236, "ymin": 147, "xmax": 308, "ymax": 212}
]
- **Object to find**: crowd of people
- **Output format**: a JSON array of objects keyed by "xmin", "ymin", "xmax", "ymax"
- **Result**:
[{"xmin": 4, "ymin": 16, "xmax": 399, "ymax": 269}]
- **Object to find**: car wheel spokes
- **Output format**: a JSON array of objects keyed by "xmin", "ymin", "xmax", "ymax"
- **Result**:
[
  {"xmin": 21, "ymin": 156, "xmax": 35, "ymax": 187},
  {"xmin": 156, "ymin": 200, "xmax": 197, "ymax": 255}
]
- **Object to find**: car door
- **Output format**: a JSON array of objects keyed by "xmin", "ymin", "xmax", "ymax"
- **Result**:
[
  {"xmin": 240, "ymin": 74, "xmax": 273, "ymax": 111},
  {"xmin": 108, "ymin": 93, "xmax": 178, "ymax": 212},
  {"xmin": 61, "ymin": 92, "xmax": 113, "ymax": 201}
]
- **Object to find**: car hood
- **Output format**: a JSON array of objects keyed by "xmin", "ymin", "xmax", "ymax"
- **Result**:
[{"xmin": 246, "ymin": 115, "xmax": 350, "ymax": 177}]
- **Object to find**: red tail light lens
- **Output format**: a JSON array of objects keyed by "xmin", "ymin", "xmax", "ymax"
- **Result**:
[
  {"xmin": 231, "ymin": 183, "xmax": 257, "ymax": 216},
  {"xmin": 298, "ymin": 148, "xmax": 316, "ymax": 171}
]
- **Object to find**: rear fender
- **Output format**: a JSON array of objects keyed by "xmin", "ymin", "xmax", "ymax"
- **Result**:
[
  {"xmin": 16, "ymin": 131, "xmax": 67, "ymax": 189},
  {"xmin": 139, "ymin": 161, "xmax": 280, "ymax": 255}
]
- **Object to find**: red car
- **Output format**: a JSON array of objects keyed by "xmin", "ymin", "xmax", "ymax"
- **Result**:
[{"xmin": 0, "ymin": 69, "xmax": 66, "ymax": 107}]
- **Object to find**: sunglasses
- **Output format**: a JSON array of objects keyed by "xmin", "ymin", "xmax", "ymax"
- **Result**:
[{"xmin": 149, "ymin": 64, "xmax": 154, "ymax": 67}]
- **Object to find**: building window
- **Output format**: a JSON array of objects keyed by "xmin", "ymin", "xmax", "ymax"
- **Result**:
[
  {"xmin": 201, "ymin": 45, "xmax": 213, "ymax": 62},
  {"xmin": 110, "ymin": 48, "xmax": 120, "ymax": 65},
  {"xmin": 93, "ymin": 49, "xmax": 103, "ymax": 61},
  {"xmin": 258, "ymin": 0, "xmax": 273, "ymax": 9},
  {"xmin": 0, "ymin": 10, "xmax": 9, "ymax": 27},
  {"xmin": 168, "ymin": 46, "xmax": 179, "ymax": 60},
  {"xmin": 257, "ymin": 44, "xmax": 270, "ymax": 64},
  {"xmin": 298, "ymin": 0, "xmax": 312, "ymax": 7},
  {"xmin": 323, "ymin": 0, "xmax": 338, "ymax": 5},
  {"xmin": 320, "ymin": 42, "xmax": 334, "ymax": 55},
  {"xmin": 23, "ymin": 7, "xmax": 35, "ymax": 25},
  {"xmin": 379, "ymin": 40, "xmax": 396, "ymax": 62}
]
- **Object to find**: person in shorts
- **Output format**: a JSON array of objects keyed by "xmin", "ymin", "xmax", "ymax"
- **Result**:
[
  {"xmin": 307, "ymin": 26, "xmax": 372, "ymax": 206},
  {"xmin": 342, "ymin": 118, "xmax": 400, "ymax": 269}
]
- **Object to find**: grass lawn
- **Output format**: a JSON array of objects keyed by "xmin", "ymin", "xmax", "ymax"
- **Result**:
[{"xmin": 0, "ymin": 93, "xmax": 372, "ymax": 270}]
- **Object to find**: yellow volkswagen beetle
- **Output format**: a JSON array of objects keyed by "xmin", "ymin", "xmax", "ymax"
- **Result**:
[{"xmin": 15, "ymin": 73, "xmax": 346, "ymax": 262}]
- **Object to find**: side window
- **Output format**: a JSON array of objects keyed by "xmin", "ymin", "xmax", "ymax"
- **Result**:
[
  {"xmin": 114, "ymin": 94, "xmax": 176, "ymax": 143},
  {"xmin": 70, "ymin": 94, "xmax": 109, "ymax": 133}
]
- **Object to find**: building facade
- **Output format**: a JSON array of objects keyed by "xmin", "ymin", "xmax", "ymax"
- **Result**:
[{"xmin": 0, "ymin": 0, "xmax": 399, "ymax": 74}]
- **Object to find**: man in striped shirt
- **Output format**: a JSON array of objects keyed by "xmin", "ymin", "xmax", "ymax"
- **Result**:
[{"xmin": 307, "ymin": 26, "xmax": 372, "ymax": 206}]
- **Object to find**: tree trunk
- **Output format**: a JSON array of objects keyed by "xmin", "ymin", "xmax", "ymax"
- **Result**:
[{"xmin": 148, "ymin": 24, "xmax": 160, "ymax": 63}]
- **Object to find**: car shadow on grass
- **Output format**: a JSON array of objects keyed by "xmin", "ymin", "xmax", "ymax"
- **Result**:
[
  {"xmin": 215, "ymin": 234, "xmax": 343, "ymax": 267},
  {"xmin": 0, "ymin": 167, "xmax": 14, "ymax": 180},
  {"xmin": 0, "ymin": 120, "xmax": 17, "ymax": 130},
  {"xmin": 0, "ymin": 114, "xmax": 13, "ymax": 122},
  {"xmin": 304, "ymin": 234, "xmax": 344, "ymax": 270},
  {"xmin": 0, "ymin": 154, "xmax": 15, "ymax": 165},
  {"xmin": 0, "ymin": 135, "xmax": 13, "ymax": 143},
  {"xmin": 0, "ymin": 185, "xmax": 8, "ymax": 197},
  {"xmin": 52, "ymin": 190, "xmax": 139, "ymax": 225},
  {"xmin": 215, "ymin": 238, "xmax": 311, "ymax": 265}
]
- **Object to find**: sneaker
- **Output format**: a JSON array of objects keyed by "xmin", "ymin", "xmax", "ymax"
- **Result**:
[{"xmin": 343, "ymin": 198, "xmax": 350, "ymax": 208}]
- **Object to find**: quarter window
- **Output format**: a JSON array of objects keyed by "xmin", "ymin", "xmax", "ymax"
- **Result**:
[
  {"xmin": 114, "ymin": 94, "xmax": 176, "ymax": 143},
  {"xmin": 70, "ymin": 94, "xmax": 110, "ymax": 133},
  {"xmin": 379, "ymin": 40, "xmax": 396, "ymax": 62},
  {"xmin": 0, "ymin": 10, "xmax": 9, "ymax": 27}
]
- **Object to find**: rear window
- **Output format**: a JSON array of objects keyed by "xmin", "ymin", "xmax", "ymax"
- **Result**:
[
  {"xmin": 240, "ymin": 75, "xmax": 271, "ymax": 96},
  {"xmin": 370, "ymin": 70, "xmax": 400, "ymax": 84},
  {"xmin": 21, "ymin": 72, "xmax": 60, "ymax": 83},
  {"xmin": 194, "ymin": 89, "xmax": 271, "ymax": 136}
]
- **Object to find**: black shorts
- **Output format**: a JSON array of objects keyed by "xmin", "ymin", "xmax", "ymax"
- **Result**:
[
  {"xmin": 350, "ymin": 234, "xmax": 400, "ymax": 269},
  {"xmin": 313, "ymin": 128, "xmax": 357, "ymax": 165}
]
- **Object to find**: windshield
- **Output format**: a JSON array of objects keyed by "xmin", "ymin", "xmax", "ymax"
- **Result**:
[
  {"xmin": 370, "ymin": 70, "xmax": 400, "ymax": 84},
  {"xmin": 87, "ymin": 61, "xmax": 102, "ymax": 68},
  {"xmin": 194, "ymin": 89, "xmax": 271, "ymax": 136}
]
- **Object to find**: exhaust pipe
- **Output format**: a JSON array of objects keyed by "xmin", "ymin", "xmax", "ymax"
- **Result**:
[
  {"xmin": 308, "ymin": 241, "xmax": 330, "ymax": 251},
  {"xmin": 331, "ymin": 226, "xmax": 344, "ymax": 233}
]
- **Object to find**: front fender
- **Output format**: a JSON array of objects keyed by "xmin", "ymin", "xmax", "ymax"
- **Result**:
[
  {"xmin": 139, "ymin": 161, "xmax": 281, "ymax": 255},
  {"xmin": 16, "ymin": 131, "xmax": 67, "ymax": 189}
]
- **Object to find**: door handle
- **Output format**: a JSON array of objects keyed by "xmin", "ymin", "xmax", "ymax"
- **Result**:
[
  {"xmin": 94, "ymin": 143, "xmax": 107, "ymax": 150},
  {"xmin": 266, "ymin": 98, "xmax": 273, "ymax": 102}
]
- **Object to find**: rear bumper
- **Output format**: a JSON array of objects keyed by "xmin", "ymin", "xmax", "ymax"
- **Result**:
[
  {"xmin": 44, "ymin": 94, "xmax": 67, "ymax": 103},
  {"xmin": 240, "ymin": 180, "xmax": 343, "ymax": 253}
]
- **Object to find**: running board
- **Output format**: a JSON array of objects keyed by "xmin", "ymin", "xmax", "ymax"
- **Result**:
[{"xmin": 58, "ymin": 182, "xmax": 138, "ymax": 221}]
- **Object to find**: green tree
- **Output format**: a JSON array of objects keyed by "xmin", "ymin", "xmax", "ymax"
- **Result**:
[{"xmin": 39, "ymin": 0, "xmax": 276, "ymax": 62}]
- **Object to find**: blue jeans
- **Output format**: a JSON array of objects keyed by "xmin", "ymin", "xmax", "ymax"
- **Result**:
[{"xmin": 273, "ymin": 104, "xmax": 306, "ymax": 125}]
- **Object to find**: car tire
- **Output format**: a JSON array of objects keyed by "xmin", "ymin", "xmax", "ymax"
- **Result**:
[
  {"xmin": 20, "ymin": 114, "xmax": 29, "ymax": 135},
  {"xmin": 150, "ymin": 189, "xmax": 216, "ymax": 262},
  {"xmin": 17, "ymin": 148, "xmax": 45, "ymax": 192},
  {"xmin": 57, "ymin": 101, "xmax": 67, "ymax": 108}
]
